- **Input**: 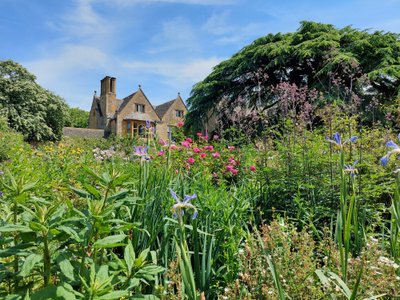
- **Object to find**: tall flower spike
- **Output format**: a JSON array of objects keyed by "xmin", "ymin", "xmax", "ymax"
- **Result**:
[
  {"xmin": 169, "ymin": 188, "xmax": 198, "ymax": 219},
  {"xmin": 380, "ymin": 134, "xmax": 400, "ymax": 166}
]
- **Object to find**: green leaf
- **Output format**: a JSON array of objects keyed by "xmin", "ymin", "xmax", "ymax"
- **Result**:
[
  {"xmin": 124, "ymin": 243, "xmax": 136, "ymax": 272},
  {"xmin": 30, "ymin": 284, "xmax": 78, "ymax": 300},
  {"xmin": 130, "ymin": 295, "xmax": 160, "ymax": 300},
  {"xmin": 58, "ymin": 225, "xmax": 82, "ymax": 242},
  {"xmin": 107, "ymin": 190, "xmax": 129, "ymax": 201},
  {"xmin": 56, "ymin": 253, "xmax": 76, "ymax": 282},
  {"xmin": 19, "ymin": 253, "xmax": 42, "ymax": 277},
  {"xmin": 83, "ymin": 184, "xmax": 101, "ymax": 200},
  {"xmin": 97, "ymin": 291, "xmax": 128, "ymax": 299},
  {"xmin": 0, "ymin": 224, "xmax": 33, "ymax": 233},
  {"xmin": 93, "ymin": 234, "xmax": 127, "ymax": 248},
  {"xmin": 70, "ymin": 186, "xmax": 92, "ymax": 199}
]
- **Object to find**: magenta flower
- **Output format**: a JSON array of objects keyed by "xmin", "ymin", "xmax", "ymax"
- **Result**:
[
  {"xmin": 177, "ymin": 121, "xmax": 184, "ymax": 127},
  {"xmin": 193, "ymin": 147, "xmax": 201, "ymax": 153},
  {"xmin": 200, "ymin": 153, "xmax": 206, "ymax": 158},
  {"xmin": 228, "ymin": 146, "xmax": 235, "ymax": 151},
  {"xmin": 231, "ymin": 168, "xmax": 238, "ymax": 175},
  {"xmin": 212, "ymin": 152, "xmax": 221, "ymax": 158},
  {"xmin": 226, "ymin": 164, "xmax": 234, "ymax": 171},
  {"xmin": 181, "ymin": 140, "xmax": 190, "ymax": 148},
  {"xmin": 188, "ymin": 157, "xmax": 195, "ymax": 164},
  {"xmin": 158, "ymin": 151, "xmax": 165, "ymax": 156},
  {"xmin": 185, "ymin": 137, "xmax": 193, "ymax": 143},
  {"xmin": 250, "ymin": 165, "xmax": 256, "ymax": 172}
]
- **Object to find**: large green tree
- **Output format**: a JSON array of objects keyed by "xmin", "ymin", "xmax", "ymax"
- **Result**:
[
  {"xmin": 64, "ymin": 107, "xmax": 89, "ymax": 128},
  {"xmin": 0, "ymin": 60, "xmax": 68, "ymax": 141},
  {"xmin": 186, "ymin": 21, "xmax": 400, "ymax": 133}
]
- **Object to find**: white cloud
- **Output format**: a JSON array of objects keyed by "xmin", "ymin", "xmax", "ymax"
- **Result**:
[
  {"xmin": 149, "ymin": 17, "xmax": 200, "ymax": 54},
  {"xmin": 202, "ymin": 12, "xmax": 267, "ymax": 45},
  {"xmin": 123, "ymin": 57, "xmax": 223, "ymax": 87},
  {"xmin": 202, "ymin": 11, "xmax": 234, "ymax": 35}
]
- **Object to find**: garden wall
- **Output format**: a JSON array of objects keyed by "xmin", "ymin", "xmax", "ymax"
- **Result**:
[{"xmin": 63, "ymin": 127, "xmax": 105, "ymax": 138}]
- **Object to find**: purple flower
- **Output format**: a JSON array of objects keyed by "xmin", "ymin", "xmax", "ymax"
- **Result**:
[
  {"xmin": 326, "ymin": 132, "xmax": 358, "ymax": 148},
  {"xmin": 169, "ymin": 188, "xmax": 198, "ymax": 219},
  {"xmin": 133, "ymin": 146, "xmax": 148, "ymax": 156},
  {"xmin": 381, "ymin": 134, "xmax": 400, "ymax": 166},
  {"xmin": 133, "ymin": 145, "xmax": 150, "ymax": 161},
  {"xmin": 344, "ymin": 160, "xmax": 358, "ymax": 177},
  {"xmin": 146, "ymin": 120, "xmax": 151, "ymax": 129},
  {"xmin": 0, "ymin": 191, "xmax": 3, "ymax": 197}
]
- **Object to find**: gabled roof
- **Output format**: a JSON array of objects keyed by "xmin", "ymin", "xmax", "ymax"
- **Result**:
[
  {"xmin": 155, "ymin": 99, "xmax": 175, "ymax": 118},
  {"xmin": 117, "ymin": 92, "xmax": 137, "ymax": 113}
]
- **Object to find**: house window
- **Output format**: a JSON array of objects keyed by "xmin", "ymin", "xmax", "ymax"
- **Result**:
[
  {"xmin": 138, "ymin": 124, "xmax": 145, "ymax": 136},
  {"xmin": 136, "ymin": 104, "xmax": 145, "ymax": 113},
  {"xmin": 176, "ymin": 110, "xmax": 184, "ymax": 117}
]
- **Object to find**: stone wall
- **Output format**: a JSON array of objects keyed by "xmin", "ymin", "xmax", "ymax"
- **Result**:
[{"xmin": 63, "ymin": 127, "xmax": 105, "ymax": 138}]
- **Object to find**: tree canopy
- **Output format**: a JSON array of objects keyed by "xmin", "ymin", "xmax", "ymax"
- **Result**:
[
  {"xmin": 65, "ymin": 107, "xmax": 89, "ymax": 128},
  {"xmin": 186, "ymin": 21, "xmax": 400, "ymax": 134},
  {"xmin": 0, "ymin": 60, "xmax": 69, "ymax": 141}
]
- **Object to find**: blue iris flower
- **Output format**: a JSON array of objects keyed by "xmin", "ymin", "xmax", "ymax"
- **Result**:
[
  {"xmin": 380, "ymin": 133, "xmax": 400, "ymax": 166},
  {"xmin": 344, "ymin": 160, "xmax": 358, "ymax": 177},
  {"xmin": 326, "ymin": 132, "xmax": 358, "ymax": 148},
  {"xmin": 133, "ymin": 145, "xmax": 150, "ymax": 161},
  {"xmin": 169, "ymin": 188, "xmax": 198, "ymax": 219}
]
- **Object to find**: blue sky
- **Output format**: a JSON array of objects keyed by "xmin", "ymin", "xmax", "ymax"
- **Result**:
[{"xmin": 1, "ymin": 0, "xmax": 400, "ymax": 110}]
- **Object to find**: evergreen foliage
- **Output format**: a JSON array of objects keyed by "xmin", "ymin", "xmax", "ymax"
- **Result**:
[
  {"xmin": 186, "ymin": 21, "xmax": 400, "ymax": 134},
  {"xmin": 0, "ymin": 60, "xmax": 69, "ymax": 141}
]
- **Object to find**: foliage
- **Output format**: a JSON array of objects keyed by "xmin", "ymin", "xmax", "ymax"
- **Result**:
[
  {"xmin": 1, "ymin": 115, "xmax": 400, "ymax": 299},
  {"xmin": 64, "ymin": 107, "xmax": 90, "ymax": 128},
  {"xmin": 0, "ymin": 60, "xmax": 69, "ymax": 141},
  {"xmin": 186, "ymin": 21, "xmax": 400, "ymax": 135}
]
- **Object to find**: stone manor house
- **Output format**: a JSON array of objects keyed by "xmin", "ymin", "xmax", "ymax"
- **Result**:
[{"xmin": 88, "ymin": 76, "xmax": 187, "ymax": 140}]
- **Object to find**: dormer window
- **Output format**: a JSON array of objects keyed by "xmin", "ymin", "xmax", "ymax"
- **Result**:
[
  {"xmin": 136, "ymin": 104, "xmax": 145, "ymax": 113},
  {"xmin": 176, "ymin": 110, "xmax": 184, "ymax": 117}
]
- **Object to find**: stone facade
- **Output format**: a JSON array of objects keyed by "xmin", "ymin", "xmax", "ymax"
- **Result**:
[{"xmin": 88, "ymin": 76, "xmax": 187, "ymax": 141}]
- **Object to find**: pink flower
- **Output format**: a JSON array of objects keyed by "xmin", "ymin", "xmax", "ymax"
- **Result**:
[
  {"xmin": 159, "ymin": 139, "xmax": 168, "ymax": 146},
  {"xmin": 170, "ymin": 144, "xmax": 177, "ymax": 150},
  {"xmin": 228, "ymin": 146, "xmax": 235, "ymax": 151},
  {"xmin": 226, "ymin": 164, "xmax": 234, "ymax": 171},
  {"xmin": 205, "ymin": 145, "xmax": 214, "ymax": 151},
  {"xmin": 200, "ymin": 153, "xmax": 206, "ymax": 158},
  {"xmin": 197, "ymin": 132, "xmax": 202, "ymax": 137},
  {"xmin": 158, "ymin": 151, "xmax": 164, "ymax": 156},
  {"xmin": 228, "ymin": 157, "xmax": 236, "ymax": 165},
  {"xmin": 181, "ymin": 141, "xmax": 190, "ymax": 148},
  {"xmin": 188, "ymin": 157, "xmax": 195, "ymax": 164},
  {"xmin": 212, "ymin": 152, "xmax": 220, "ymax": 158},
  {"xmin": 193, "ymin": 147, "xmax": 201, "ymax": 153},
  {"xmin": 185, "ymin": 137, "xmax": 193, "ymax": 143},
  {"xmin": 231, "ymin": 168, "xmax": 238, "ymax": 175},
  {"xmin": 177, "ymin": 121, "xmax": 184, "ymax": 127},
  {"xmin": 250, "ymin": 165, "xmax": 256, "ymax": 172},
  {"xmin": 212, "ymin": 172, "xmax": 218, "ymax": 178}
]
